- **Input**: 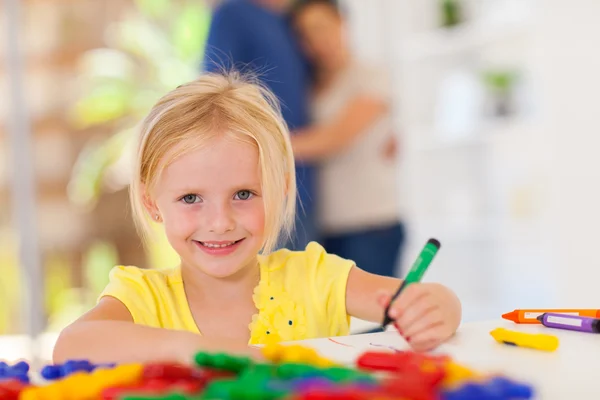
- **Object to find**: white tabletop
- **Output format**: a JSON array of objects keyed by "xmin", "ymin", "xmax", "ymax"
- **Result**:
[
  {"xmin": 1, "ymin": 320, "xmax": 598, "ymax": 398},
  {"xmin": 293, "ymin": 319, "xmax": 600, "ymax": 400}
]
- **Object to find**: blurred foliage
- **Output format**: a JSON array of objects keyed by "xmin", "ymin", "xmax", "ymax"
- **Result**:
[
  {"xmin": 66, "ymin": 0, "xmax": 211, "ymax": 267},
  {"xmin": 0, "ymin": 231, "xmax": 21, "ymax": 334},
  {"xmin": 68, "ymin": 1, "xmax": 211, "ymax": 209},
  {"xmin": 483, "ymin": 70, "xmax": 519, "ymax": 94},
  {"xmin": 482, "ymin": 69, "xmax": 520, "ymax": 117},
  {"xmin": 440, "ymin": 0, "xmax": 463, "ymax": 28},
  {"xmin": 47, "ymin": 241, "xmax": 118, "ymax": 332},
  {"xmin": 43, "ymin": 1, "xmax": 211, "ymax": 332}
]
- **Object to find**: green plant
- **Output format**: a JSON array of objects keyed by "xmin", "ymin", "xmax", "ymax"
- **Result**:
[
  {"xmin": 483, "ymin": 70, "xmax": 519, "ymax": 95},
  {"xmin": 440, "ymin": 0, "xmax": 462, "ymax": 28},
  {"xmin": 482, "ymin": 69, "xmax": 520, "ymax": 117}
]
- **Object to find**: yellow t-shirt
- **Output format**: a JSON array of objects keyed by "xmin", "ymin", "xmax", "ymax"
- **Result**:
[{"xmin": 98, "ymin": 242, "xmax": 355, "ymax": 345}]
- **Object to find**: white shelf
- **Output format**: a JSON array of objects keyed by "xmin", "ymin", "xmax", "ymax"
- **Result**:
[
  {"xmin": 407, "ymin": 119, "xmax": 528, "ymax": 152},
  {"xmin": 410, "ymin": 134, "xmax": 489, "ymax": 152},
  {"xmin": 397, "ymin": 2, "xmax": 532, "ymax": 61}
]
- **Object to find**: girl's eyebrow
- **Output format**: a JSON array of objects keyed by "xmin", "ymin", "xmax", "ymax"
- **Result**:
[
  {"xmin": 168, "ymin": 182, "xmax": 261, "ymax": 194},
  {"xmin": 164, "ymin": 186, "xmax": 204, "ymax": 195}
]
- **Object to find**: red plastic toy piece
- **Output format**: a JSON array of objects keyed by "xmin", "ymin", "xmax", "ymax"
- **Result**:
[
  {"xmin": 102, "ymin": 372, "xmax": 208, "ymax": 400},
  {"xmin": 0, "ymin": 379, "xmax": 28, "ymax": 400},
  {"xmin": 101, "ymin": 379, "xmax": 173, "ymax": 400},
  {"xmin": 197, "ymin": 368, "xmax": 236, "ymax": 383},
  {"xmin": 292, "ymin": 388, "xmax": 372, "ymax": 400},
  {"xmin": 380, "ymin": 375, "xmax": 440, "ymax": 400},
  {"xmin": 142, "ymin": 363, "xmax": 201, "ymax": 381},
  {"xmin": 382, "ymin": 369, "xmax": 445, "ymax": 389},
  {"xmin": 356, "ymin": 351, "xmax": 448, "ymax": 373},
  {"xmin": 169, "ymin": 379, "xmax": 203, "ymax": 394}
]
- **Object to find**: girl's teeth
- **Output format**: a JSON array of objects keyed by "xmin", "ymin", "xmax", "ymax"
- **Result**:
[{"xmin": 202, "ymin": 241, "xmax": 235, "ymax": 248}]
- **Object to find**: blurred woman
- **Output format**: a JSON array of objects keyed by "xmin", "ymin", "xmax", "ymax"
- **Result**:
[{"xmin": 289, "ymin": 0, "xmax": 405, "ymax": 277}]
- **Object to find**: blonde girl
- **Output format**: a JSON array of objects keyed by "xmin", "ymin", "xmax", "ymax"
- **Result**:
[{"xmin": 54, "ymin": 73, "xmax": 462, "ymax": 364}]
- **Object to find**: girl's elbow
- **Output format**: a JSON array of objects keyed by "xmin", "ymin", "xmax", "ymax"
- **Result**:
[
  {"xmin": 52, "ymin": 336, "xmax": 68, "ymax": 364},
  {"xmin": 52, "ymin": 324, "xmax": 82, "ymax": 363}
]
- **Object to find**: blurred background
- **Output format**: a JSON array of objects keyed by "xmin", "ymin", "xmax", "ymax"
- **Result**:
[{"xmin": 1, "ymin": 0, "xmax": 599, "ymax": 362}]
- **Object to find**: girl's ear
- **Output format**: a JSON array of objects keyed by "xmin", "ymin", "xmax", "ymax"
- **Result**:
[{"xmin": 141, "ymin": 183, "xmax": 162, "ymax": 223}]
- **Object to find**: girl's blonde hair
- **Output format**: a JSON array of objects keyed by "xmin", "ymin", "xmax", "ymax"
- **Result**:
[{"xmin": 130, "ymin": 72, "xmax": 297, "ymax": 254}]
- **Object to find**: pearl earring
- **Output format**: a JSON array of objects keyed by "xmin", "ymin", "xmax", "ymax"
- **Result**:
[{"xmin": 154, "ymin": 214, "xmax": 160, "ymax": 221}]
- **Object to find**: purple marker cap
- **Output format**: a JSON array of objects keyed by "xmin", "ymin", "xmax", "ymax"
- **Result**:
[{"xmin": 538, "ymin": 312, "xmax": 600, "ymax": 333}]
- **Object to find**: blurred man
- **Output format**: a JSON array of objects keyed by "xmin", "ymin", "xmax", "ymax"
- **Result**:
[{"xmin": 203, "ymin": 0, "xmax": 316, "ymax": 250}]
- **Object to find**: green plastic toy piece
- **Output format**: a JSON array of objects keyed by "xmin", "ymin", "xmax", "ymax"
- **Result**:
[
  {"xmin": 122, "ymin": 393, "xmax": 202, "ymax": 400},
  {"xmin": 194, "ymin": 352, "xmax": 252, "ymax": 373},
  {"xmin": 230, "ymin": 383, "xmax": 288, "ymax": 400},
  {"xmin": 200, "ymin": 379, "xmax": 238, "ymax": 400},
  {"xmin": 275, "ymin": 363, "xmax": 322, "ymax": 380},
  {"xmin": 321, "ymin": 366, "xmax": 376, "ymax": 383}
]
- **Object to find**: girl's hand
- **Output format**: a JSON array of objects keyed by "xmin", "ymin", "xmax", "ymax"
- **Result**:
[{"xmin": 378, "ymin": 283, "xmax": 462, "ymax": 352}]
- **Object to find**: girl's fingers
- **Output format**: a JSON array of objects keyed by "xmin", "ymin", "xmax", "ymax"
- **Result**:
[
  {"xmin": 406, "ymin": 322, "xmax": 450, "ymax": 351},
  {"xmin": 377, "ymin": 291, "xmax": 392, "ymax": 308},
  {"xmin": 387, "ymin": 284, "xmax": 428, "ymax": 320},
  {"xmin": 393, "ymin": 294, "xmax": 438, "ymax": 332},
  {"xmin": 400, "ymin": 306, "xmax": 444, "ymax": 339},
  {"xmin": 408, "ymin": 337, "xmax": 442, "ymax": 353}
]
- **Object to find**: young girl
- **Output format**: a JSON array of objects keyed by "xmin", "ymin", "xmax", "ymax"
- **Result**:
[{"xmin": 53, "ymin": 73, "xmax": 462, "ymax": 365}]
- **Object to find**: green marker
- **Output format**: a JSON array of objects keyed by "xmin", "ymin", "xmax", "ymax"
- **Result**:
[{"xmin": 382, "ymin": 238, "xmax": 441, "ymax": 327}]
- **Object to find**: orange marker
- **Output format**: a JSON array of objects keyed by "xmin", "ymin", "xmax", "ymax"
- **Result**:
[{"xmin": 502, "ymin": 309, "xmax": 600, "ymax": 324}]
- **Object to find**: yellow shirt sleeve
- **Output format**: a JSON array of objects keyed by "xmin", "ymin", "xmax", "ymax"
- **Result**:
[
  {"xmin": 303, "ymin": 241, "xmax": 355, "ymax": 336},
  {"xmin": 98, "ymin": 266, "xmax": 160, "ymax": 328}
]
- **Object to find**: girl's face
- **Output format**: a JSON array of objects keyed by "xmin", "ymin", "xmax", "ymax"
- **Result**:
[
  {"xmin": 293, "ymin": 4, "xmax": 346, "ymax": 70},
  {"xmin": 150, "ymin": 134, "xmax": 266, "ymax": 279}
]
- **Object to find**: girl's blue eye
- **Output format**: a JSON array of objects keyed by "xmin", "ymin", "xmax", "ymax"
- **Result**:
[
  {"xmin": 182, "ymin": 194, "xmax": 200, "ymax": 204},
  {"xmin": 235, "ymin": 190, "xmax": 253, "ymax": 200}
]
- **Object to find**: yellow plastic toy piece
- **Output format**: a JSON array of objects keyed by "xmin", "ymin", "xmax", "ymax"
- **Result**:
[
  {"xmin": 490, "ymin": 327, "xmax": 559, "ymax": 352},
  {"xmin": 20, "ymin": 363, "xmax": 143, "ymax": 400},
  {"xmin": 442, "ymin": 361, "xmax": 480, "ymax": 388},
  {"xmin": 262, "ymin": 343, "xmax": 337, "ymax": 367}
]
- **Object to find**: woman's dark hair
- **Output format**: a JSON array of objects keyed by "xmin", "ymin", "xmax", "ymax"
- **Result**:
[
  {"xmin": 287, "ymin": 0, "xmax": 344, "ymax": 84},
  {"xmin": 288, "ymin": 0, "xmax": 343, "ymax": 22}
]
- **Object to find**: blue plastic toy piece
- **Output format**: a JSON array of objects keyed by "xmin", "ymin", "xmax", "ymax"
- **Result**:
[
  {"xmin": 40, "ymin": 365, "xmax": 63, "ymax": 380},
  {"xmin": 486, "ymin": 376, "xmax": 534, "ymax": 398},
  {"xmin": 0, "ymin": 361, "xmax": 30, "ymax": 383},
  {"xmin": 40, "ymin": 359, "xmax": 117, "ymax": 380},
  {"xmin": 442, "ymin": 376, "xmax": 534, "ymax": 400}
]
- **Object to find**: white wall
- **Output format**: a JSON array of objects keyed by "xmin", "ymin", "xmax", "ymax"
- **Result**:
[
  {"xmin": 536, "ymin": 0, "xmax": 600, "ymax": 305},
  {"xmin": 342, "ymin": 0, "xmax": 600, "ymax": 319}
]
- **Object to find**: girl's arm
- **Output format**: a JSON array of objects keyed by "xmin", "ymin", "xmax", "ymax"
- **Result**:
[
  {"xmin": 345, "ymin": 266, "xmax": 462, "ymax": 352},
  {"xmin": 290, "ymin": 95, "xmax": 388, "ymax": 162},
  {"xmin": 53, "ymin": 297, "xmax": 260, "ymax": 364}
]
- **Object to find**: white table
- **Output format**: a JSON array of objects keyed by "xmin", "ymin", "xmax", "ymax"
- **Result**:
[
  {"xmin": 294, "ymin": 319, "xmax": 600, "ymax": 400},
  {"xmin": 1, "ymin": 320, "xmax": 598, "ymax": 398},
  {"xmin": 0, "ymin": 332, "xmax": 57, "ymax": 365}
]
